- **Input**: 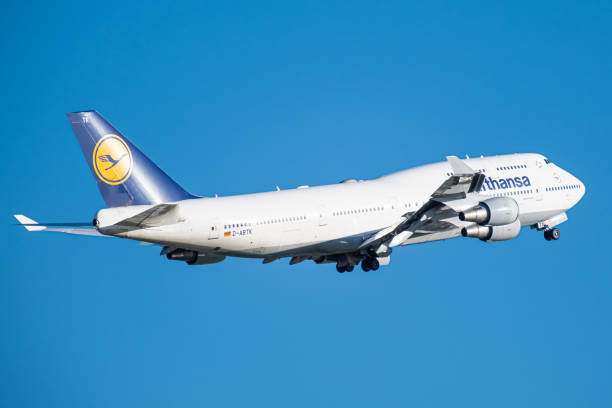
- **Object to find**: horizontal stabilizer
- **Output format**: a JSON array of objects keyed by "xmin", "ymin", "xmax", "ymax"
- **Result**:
[
  {"xmin": 115, "ymin": 203, "xmax": 180, "ymax": 228},
  {"xmin": 95, "ymin": 204, "xmax": 182, "ymax": 234},
  {"xmin": 13, "ymin": 214, "xmax": 104, "ymax": 236},
  {"xmin": 14, "ymin": 214, "xmax": 46, "ymax": 231}
]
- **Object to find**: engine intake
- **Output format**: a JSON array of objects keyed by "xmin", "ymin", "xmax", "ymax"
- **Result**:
[{"xmin": 459, "ymin": 197, "xmax": 519, "ymax": 226}]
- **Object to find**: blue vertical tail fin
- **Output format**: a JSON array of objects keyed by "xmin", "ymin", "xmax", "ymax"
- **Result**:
[{"xmin": 67, "ymin": 110, "xmax": 195, "ymax": 207}]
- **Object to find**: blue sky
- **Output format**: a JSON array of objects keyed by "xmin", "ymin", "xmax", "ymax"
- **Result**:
[{"xmin": 1, "ymin": 1, "xmax": 611, "ymax": 406}]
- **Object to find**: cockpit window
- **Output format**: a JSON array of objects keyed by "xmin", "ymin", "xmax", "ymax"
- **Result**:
[{"xmin": 544, "ymin": 159, "xmax": 551, "ymax": 164}]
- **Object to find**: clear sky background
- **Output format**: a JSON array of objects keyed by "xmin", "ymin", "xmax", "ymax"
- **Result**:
[{"xmin": 1, "ymin": 1, "xmax": 611, "ymax": 407}]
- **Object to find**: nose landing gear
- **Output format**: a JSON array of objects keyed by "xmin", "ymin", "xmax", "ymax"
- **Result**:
[{"xmin": 544, "ymin": 228, "xmax": 560, "ymax": 241}]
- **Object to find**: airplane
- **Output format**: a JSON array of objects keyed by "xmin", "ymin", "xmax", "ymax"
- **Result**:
[{"xmin": 14, "ymin": 111, "xmax": 586, "ymax": 273}]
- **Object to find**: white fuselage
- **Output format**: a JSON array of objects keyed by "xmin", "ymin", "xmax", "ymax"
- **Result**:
[{"xmin": 113, "ymin": 153, "xmax": 585, "ymax": 259}]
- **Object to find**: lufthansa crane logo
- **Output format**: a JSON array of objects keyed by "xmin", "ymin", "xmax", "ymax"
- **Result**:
[{"xmin": 92, "ymin": 134, "xmax": 133, "ymax": 185}]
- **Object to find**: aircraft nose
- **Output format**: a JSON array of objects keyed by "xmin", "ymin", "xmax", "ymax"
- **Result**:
[{"xmin": 575, "ymin": 175, "xmax": 586, "ymax": 202}]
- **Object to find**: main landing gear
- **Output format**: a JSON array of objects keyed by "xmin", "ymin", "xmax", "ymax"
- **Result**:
[
  {"xmin": 336, "ymin": 264, "xmax": 354, "ymax": 273},
  {"xmin": 544, "ymin": 228, "xmax": 560, "ymax": 241},
  {"xmin": 361, "ymin": 257, "xmax": 379, "ymax": 272},
  {"xmin": 336, "ymin": 257, "xmax": 380, "ymax": 273}
]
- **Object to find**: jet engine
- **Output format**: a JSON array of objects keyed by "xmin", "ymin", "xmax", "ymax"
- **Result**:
[
  {"xmin": 458, "ymin": 197, "xmax": 519, "ymax": 226},
  {"xmin": 461, "ymin": 219, "xmax": 521, "ymax": 241},
  {"xmin": 167, "ymin": 249, "xmax": 226, "ymax": 265}
]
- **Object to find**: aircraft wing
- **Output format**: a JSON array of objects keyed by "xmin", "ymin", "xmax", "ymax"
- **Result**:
[
  {"xmin": 360, "ymin": 156, "xmax": 486, "ymax": 252},
  {"xmin": 14, "ymin": 214, "xmax": 105, "ymax": 237}
]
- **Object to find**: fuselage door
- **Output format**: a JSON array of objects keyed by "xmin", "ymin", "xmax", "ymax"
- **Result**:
[
  {"xmin": 535, "ymin": 186, "xmax": 543, "ymax": 201},
  {"xmin": 209, "ymin": 221, "xmax": 220, "ymax": 239},
  {"xmin": 318, "ymin": 204, "xmax": 328, "ymax": 226},
  {"xmin": 534, "ymin": 159, "xmax": 545, "ymax": 201}
]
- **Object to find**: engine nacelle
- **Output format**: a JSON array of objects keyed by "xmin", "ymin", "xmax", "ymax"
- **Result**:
[
  {"xmin": 189, "ymin": 253, "xmax": 226, "ymax": 265},
  {"xmin": 461, "ymin": 219, "xmax": 521, "ymax": 242},
  {"xmin": 458, "ymin": 197, "xmax": 519, "ymax": 226},
  {"xmin": 167, "ymin": 249, "xmax": 225, "ymax": 265}
]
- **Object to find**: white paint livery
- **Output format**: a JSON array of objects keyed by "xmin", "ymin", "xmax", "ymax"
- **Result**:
[{"xmin": 15, "ymin": 151, "xmax": 585, "ymax": 273}]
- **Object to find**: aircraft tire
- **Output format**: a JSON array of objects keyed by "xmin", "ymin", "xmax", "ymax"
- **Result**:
[
  {"xmin": 544, "ymin": 230, "xmax": 552, "ymax": 241},
  {"xmin": 346, "ymin": 265, "xmax": 354, "ymax": 272},
  {"xmin": 550, "ymin": 228, "xmax": 560, "ymax": 240},
  {"xmin": 336, "ymin": 264, "xmax": 345, "ymax": 273},
  {"xmin": 361, "ymin": 259, "xmax": 371, "ymax": 272},
  {"xmin": 370, "ymin": 258, "xmax": 380, "ymax": 271}
]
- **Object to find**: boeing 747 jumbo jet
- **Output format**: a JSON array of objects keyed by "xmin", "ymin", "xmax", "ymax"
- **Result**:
[{"xmin": 15, "ymin": 111, "xmax": 586, "ymax": 272}]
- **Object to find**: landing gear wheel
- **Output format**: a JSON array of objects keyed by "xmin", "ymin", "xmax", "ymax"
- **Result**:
[
  {"xmin": 336, "ymin": 264, "xmax": 345, "ymax": 273},
  {"xmin": 550, "ymin": 228, "xmax": 560, "ymax": 240},
  {"xmin": 362, "ymin": 258, "xmax": 379, "ymax": 272},
  {"xmin": 345, "ymin": 265, "xmax": 354, "ymax": 272},
  {"xmin": 544, "ymin": 230, "xmax": 552, "ymax": 241}
]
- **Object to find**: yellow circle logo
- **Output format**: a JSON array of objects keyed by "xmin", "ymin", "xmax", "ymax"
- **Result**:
[{"xmin": 92, "ymin": 134, "xmax": 133, "ymax": 185}]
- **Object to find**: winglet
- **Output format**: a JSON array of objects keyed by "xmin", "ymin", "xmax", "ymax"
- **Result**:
[
  {"xmin": 14, "ymin": 214, "xmax": 46, "ymax": 231},
  {"xmin": 446, "ymin": 156, "xmax": 475, "ymax": 175}
]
